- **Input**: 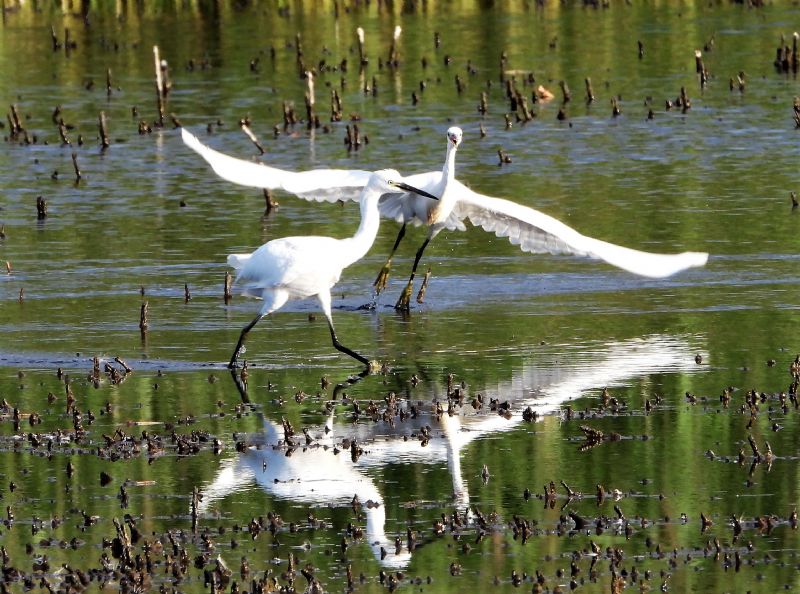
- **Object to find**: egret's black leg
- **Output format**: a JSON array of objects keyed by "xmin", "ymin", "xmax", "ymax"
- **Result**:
[
  {"xmin": 328, "ymin": 322, "xmax": 370, "ymax": 366},
  {"xmin": 395, "ymin": 236, "xmax": 432, "ymax": 311},
  {"xmin": 317, "ymin": 290, "xmax": 371, "ymax": 368},
  {"xmin": 228, "ymin": 313, "xmax": 263, "ymax": 369},
  {"xmin": 374, "ymin": 223, "xmax": 407, "ymax": 294}
]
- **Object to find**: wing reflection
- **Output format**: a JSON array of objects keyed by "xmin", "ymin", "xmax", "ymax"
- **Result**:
[{"xmin": 201, "ymin": 334, "xmax": 705, "ymax": 569}]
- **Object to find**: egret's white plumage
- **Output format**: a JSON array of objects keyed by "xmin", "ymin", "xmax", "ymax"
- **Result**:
[
  {"xmin": 225, "ymin": 169, "xmax": 438, "ymax": 369},
  {"xmin": 183, "ymin": 126, "xmax": 709, "ymax": 308}
]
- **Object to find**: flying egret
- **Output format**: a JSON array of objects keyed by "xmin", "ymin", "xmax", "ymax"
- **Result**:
[
  {"xmin": 182, "ymin": 127, "xmax": 709, "ymax": 311},
  {"xmin": 225, "ymin": 169, "xmax": 437, "ymax": 369}
]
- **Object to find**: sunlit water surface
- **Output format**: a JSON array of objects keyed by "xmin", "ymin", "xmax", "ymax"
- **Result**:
[{"xmin": 0, "ymin": 2, "xmax": 799, "ymax": 592}]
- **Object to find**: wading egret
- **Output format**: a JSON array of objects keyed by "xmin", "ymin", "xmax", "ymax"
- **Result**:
[
  {"xmin": 226, "ymin": 169, "xmax": 437, "ymax": 369},
  {"xmin": 182, "ymin": 127, "xmax": 709, "ymax": 311}
]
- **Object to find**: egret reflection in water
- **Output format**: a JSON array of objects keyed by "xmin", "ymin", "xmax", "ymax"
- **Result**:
[
  {"xmin": 199, "ymin": 410, "xmax": 413, "ymax": 569},
  {"xmin": 200, "ymin": 334, "xmax": 706, "ymax": 568}
]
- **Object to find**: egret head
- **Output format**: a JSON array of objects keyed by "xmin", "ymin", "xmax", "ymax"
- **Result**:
[
  {"xmin": 446, "ymin": 126, "xmax": 463, "ymax": 149},
  {"xmin": 371, "ymin": 169, "xmax": 439, "ymax": 200}
]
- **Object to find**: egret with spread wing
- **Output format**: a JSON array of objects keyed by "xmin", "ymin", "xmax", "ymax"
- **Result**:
[
  {"xmin": 226, "ymin": 169, "xmax": 437, "ymax": 369},
  {"xmin": 183, "ymin": 127, "xmax": 708, "ymax": 311}
]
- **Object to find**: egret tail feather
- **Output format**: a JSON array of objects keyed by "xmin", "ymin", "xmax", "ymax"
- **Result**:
[{"xmin": 227, "ymin": 253, "xmax": 252, "ymax": 269}]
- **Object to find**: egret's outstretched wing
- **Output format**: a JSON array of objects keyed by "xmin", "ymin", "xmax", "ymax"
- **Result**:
[
  {"xmin": 451, "ymin": 181, "xmax": 708, "ymax": 278},
  {"xmin": 181, "ymin": 127, "xmax": 372, "ymax": 202}
]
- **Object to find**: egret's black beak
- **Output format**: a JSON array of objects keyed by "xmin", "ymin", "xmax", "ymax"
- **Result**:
[{"xmin": 391, "ymin": 181, "xmax": 439, "ymax": 200}]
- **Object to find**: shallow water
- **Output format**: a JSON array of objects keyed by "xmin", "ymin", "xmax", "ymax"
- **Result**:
[{"xmin": 0, "ymin": 1, "xmax": 799, "ymax": 592}]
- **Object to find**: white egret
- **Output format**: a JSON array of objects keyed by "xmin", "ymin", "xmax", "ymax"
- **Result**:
[
  {"xmin": 225, "ymin": 169, "xmax": 437, "ymax": 369},
  {"xmin": 182, "ymin": 127, "xmax": 709, "ymax": 311}
]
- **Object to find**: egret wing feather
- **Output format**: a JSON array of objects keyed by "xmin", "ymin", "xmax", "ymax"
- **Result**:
[
  {"xmin": 182, "ymin": 128, "xmax": 372, "ymax": 202},
  {"xmin": 451, "ymin": 182, "xmax": 708, "ymax": 279}
]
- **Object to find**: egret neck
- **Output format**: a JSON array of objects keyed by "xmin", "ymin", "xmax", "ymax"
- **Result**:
[
  {"xmin": 340, "ymin": 191, "xmax": 383, "ymax": 270},
  {"xmin": 427, "ymin": 136, "xmax": 459, "ymax": 225}
]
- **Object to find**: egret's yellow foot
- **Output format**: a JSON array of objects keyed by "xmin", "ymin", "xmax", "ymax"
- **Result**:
[
  {"xmin": 368, "ymin": 360, "xmax": 383, "ymax": 374},
  {"xmin": 394, "ymin": 281, "xmax": 414, "ymax": 311},
  {"xmin": 373, "ymin": 261, "xmax": 392, "ymax": 294}
]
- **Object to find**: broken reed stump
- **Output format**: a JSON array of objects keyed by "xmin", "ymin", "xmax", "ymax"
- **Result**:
[
  {"xmin": 559, "ymin": 80, "xmax": 571, "ymax": 103},
  {"xmin": 304, "ymin": 94, "xmax": 318, "ymax": 130},
  {"xmin": 63, "ymin": 27, "xmax": 75, "ymax": 53},
  {"xmin": 184, "ymin": 283, "xmax": 191, "ymax": 303},
  {"xmin": 305, "ymin": 71, "xmax": 319, "ymax": 130},
  {"xmin": 416, "ymin": 269, "xmax": 431, "ymax": 303},
  {"xmin": 330, "ymin": 89, "xmax": 343, "ymax": 122},
  {"xmin": 91, "ymin": 356, "xmax": 101, "ymax": 385},
  {"xmin": 153, "ymin": 45, "xmax": 165, "ymax": 128},
  {"xmin": 58, "ymin": 120, "xmax": 71, "ymax": 145},
  {"xmin": 681, "ymin": 86, "xmax": 691, "ymax": 110},
  {"xmin": 99, "ymin": 111, "xmax": 110, "ymax": 149},
  {"xmin": 191, "ymin": 486, "xmax": 202, "ymax": 532},
  {"xmin": 282, "ymin": 101, "xmax": 297, "ymax": 131},
  {"xmin": 263, "ymin": 189, "xmax": 278, "ymax": 214},
  {"xmin": 224, "ymin": 271, "xmax": 233, "ymax": 304},
  {"xmin": 71, "ymin": 152, "xmax": 82, "ymax": 182},
  {"xmin": 356, "ymin": 27, "xmax": 368, "ymax": 66},
  {"xmin": 36, "ymin": 196, "xmax": 47, "ymax": 219},
  {"xmin": 239, "ymin": 121, "xmax": 265, "ymax": 155},
  {"xmin": 51, "ymin": 25, "xmax": 60, "ymax": 51},
  {"xmin": 388, "ymin": 26, "xmax": 401, "ymax": 67},
  {"xmin": 497, "ymin": 148, "xmax": 512, "ymax": 165},
  {"xmin": 8, "ymin": 103, "xmax": 24, "ymax": 139},
  {"xmin": 585, "ymin": 78, "xmax": 595, "ymax": 103},
  {"xmin": 344, "ymin": 124, "xmax": 362, "ymax": 151},
  {"xmin": 774, "ymin": 32, "xmax": 799, "ymax": 73},
  {"xmin": 139, "ymin": 301, "xmax": 148, "ymax": 335},
  {"xmin": 695, "ymin": 50, "xmax": 708, "ymax": 87},
  {"xmin": 793, "ymin": 96, "xmax": 800, "ymax": 128}
]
